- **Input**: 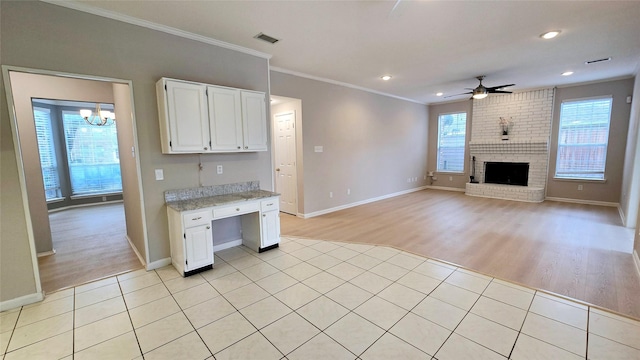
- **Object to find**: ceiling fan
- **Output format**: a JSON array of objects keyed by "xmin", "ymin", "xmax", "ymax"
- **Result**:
[{"xmin": 445, "ymin": 76, "xmax": 515, "ymax": 99}]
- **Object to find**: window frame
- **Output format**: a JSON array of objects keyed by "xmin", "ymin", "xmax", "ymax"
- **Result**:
[
  {"xmin": 436, "ymin": 111, "xmax": 468, "ymax": 174},
  {"xmin": 554, "ymin": 96, "xmax": 612, "ymax": 181}
]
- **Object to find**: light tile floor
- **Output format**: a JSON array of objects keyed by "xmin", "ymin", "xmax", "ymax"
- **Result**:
[{"xmin": 2, "ymin": 237, "xmax": 640, "ymax": 359}]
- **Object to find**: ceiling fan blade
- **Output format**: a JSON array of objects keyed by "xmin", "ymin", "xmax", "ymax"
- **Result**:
[
  {"xmin": 443, "ymin": 92, "xmax": 472, "ymax": 98},
  {"xmin": 489, "ymin": 90, "xmax": 512, "ymax": 94},
  {"xmin": 486, "ymin": 84, "xmax": 515, "ymax": 91}
]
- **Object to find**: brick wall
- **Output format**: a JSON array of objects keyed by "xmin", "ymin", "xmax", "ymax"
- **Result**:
[{"xmin": 468, "ymin": 89, "xmax": 554, "ymax": 198}]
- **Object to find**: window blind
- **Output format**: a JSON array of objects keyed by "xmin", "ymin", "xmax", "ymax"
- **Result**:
[
  {"xmin": 33, "ymin": 107, "xmax": 61, "ymax": 200},
  {"xmin": 437, "ymin": 112, "xmax": 467, "ymax": 173},
  {"xmin": 555, "ymin": 97, "xmax": 612, "ymax": 180},
  {"xmin": 62, "ymin": 111, "xmax": 122, "ymax": 195}
]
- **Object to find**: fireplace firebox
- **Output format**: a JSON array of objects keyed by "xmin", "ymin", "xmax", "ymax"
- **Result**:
[{"xmin": 484, "ymin": 162, "xmax": 529, "ymax": 186}]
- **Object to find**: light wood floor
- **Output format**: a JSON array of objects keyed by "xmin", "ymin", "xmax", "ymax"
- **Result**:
[
  {"xmin": 38, "ymin": 203, "xmax": 143, "ymax": 293},
  {"xmin": 281, "ymin": 189, "xmax": 640, "ymax": 319}
]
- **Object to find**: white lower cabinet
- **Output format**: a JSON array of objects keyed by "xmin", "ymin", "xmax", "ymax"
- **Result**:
[
  {"xmin": 167, "ymin": 195, "xmax": 280, "ymax": 276},
  {"xmin": 184, "ymin": 224, "xmax": 214, "ymax": 273},
  {"xmin": 167, "ymin": 208, "xmax": 214, "ymax": 276}
]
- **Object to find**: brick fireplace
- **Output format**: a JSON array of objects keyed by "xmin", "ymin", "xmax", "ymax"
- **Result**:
[{"xmin": 465, "ymin": 89, "xmax": 554, "ymax": 202}]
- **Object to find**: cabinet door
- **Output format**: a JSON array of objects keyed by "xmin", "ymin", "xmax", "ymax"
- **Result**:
[
  {"xmin": 241, "ymin": 91, "xmax": 268, "ymax": 151},
  {"xmin": 261, "ymin": 210, "xmax": 280, "ymax": 248},
  {"xmin": 165, "ymin": 80, "xmax": 210, "ymax": 152},
  {"xmin": 184, "ymin": 224, "xmax": 213, "ymax": 271},
  {"xmin": 207, "ymin": 86, "xmax": 243, "ymax": 151}
]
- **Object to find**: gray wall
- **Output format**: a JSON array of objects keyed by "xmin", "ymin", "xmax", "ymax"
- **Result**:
[
  {"xmin": 1, "ymin": 1, "xmax": 271, "ymax": 302},
  {"xmin": 621, "ymin": 75, "xmax": 640, "ymax": 229},
  {"xmin": 427, "ymin": 100, "xmax": 473, "ymax": 189},
  {"xmin": 270, "ymin": 71, "xmax": 429, "ymax": 215},
  {"xmin": 547, "ymin": 78, "xmax": 634, "ymax": 202}
]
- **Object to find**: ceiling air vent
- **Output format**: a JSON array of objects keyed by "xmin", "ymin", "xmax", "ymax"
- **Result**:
[
  {"xmin": 254, "ymin": 33, "xmax": 279, "ymax": 44},
  {"xmin": 585, "ymin": 57, "xmax": 612, "ymax": 65}
]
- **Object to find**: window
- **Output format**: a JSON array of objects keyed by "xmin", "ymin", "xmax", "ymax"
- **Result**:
[
  {"xmin": 62, "ymin": 110, "xmax": 122, "ymax": 195},
  {"xmin": 33, "ymin": 107, "xmax": 62, "ymax": 200},
  {"xmin": 437, "ymin": 112, "xmax": 467, "ymax": 172},
  {"xmin": 555, "ymin": 97, "xmax": 612, "ymax": 180}
]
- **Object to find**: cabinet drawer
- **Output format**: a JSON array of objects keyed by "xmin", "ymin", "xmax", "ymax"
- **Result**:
[
  {"xmin": 183, "ymin": 210, "xmax": 212, "ymax": 227},
  {"xmin": 261, "ymin": 198, "xmax": 279, "ymax": 212},
  {"xmin": 213, "ymin": 202, "xmax": 260, "ymax": 218}
]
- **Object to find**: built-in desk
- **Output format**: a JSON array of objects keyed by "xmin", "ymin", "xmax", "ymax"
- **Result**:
[{"xmin": 165, "ymin": 184, "xmax": 280, "ymax": 276}]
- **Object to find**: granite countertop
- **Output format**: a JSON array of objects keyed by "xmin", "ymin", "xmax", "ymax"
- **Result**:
[{"xmin": 166, "ymin": 189, "xmax": 279, "ymax": 212}]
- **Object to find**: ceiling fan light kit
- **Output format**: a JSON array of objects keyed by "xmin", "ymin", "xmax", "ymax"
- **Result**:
[{"xmin": 445, "ymin": 75, "xmax": 514, "ymax": 100}]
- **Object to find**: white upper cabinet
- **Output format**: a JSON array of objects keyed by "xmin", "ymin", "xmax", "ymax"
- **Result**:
[
  {"xmin": 208, "ymin": 86, "xmax": 243, "ymax": 151},
  {"xmin": 157, "ymin": 79, "xmax": 210, "ymax": 153},
  {"xmin": 157, "ymin": 77, "xmax": 267, "ymax": 154},
  {"xmin": 241, "ymin": 90, "xmax": 268, "ymax": 151}
]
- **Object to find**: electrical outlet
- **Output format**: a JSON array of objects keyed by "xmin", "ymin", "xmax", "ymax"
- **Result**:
[
  {"xmin": 329, "ymin": 192, "xmax": 333, "ymax": 198},
  {"xmin": 449, "ymin": 176, "xmax": 453, "ymax": 181},
  {"xmin": 102, "ymin": 196, "xmax": 107, "ymax": 202},
  {"xmin": 424, "ymin": 175, "xmax": 427, "ymax": 180},
  {"xmin": 347, "ymin": 188, "xmax": 351, "ymax": 195},
  {"xmin": 217, "ymin": 165, "xmax": 223, "ymax": 174},
  {"xmin": 578, "ymin": 184, "xmax": 583, "ymax": 191}
]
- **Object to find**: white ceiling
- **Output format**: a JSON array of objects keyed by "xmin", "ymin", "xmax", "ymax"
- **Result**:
[{"xmin": 70, "ymin": 0, "xmax": 640, "ymax": 104}]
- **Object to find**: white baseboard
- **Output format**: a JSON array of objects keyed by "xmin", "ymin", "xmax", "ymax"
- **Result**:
[
  {"xmin": 467, "ymin": 193, "xmax": 544, "ymax": 203},
  {"xmin": 48, "ymin": 199, "xmax": 124, "ymax": 213},
  {"xmin": 424, "ymin": 185, "xmax": 466, "ymax": 193},
  {"xmin": 0, "ymin": 291, "xmax": 44, "ymax": 312},
  {"xmin": 545, "ymin": 197, "xmax": 619, "ymax": 207},
  {"xmin": 126, "ymin": 235, "xmax": 146, "ymax": 267},
  {"xmin": 146, "ymin": 257, "xmax": 171, "ymax": 271},
  {"xmin": 619, "ymin": 205, "xmax": 627, "ymax": 227},
  {"xmin": 301, "ymin": 186, "xmax": 427, "ymax": 219},
  {"xmin": 37, "ymin": 249, "xmax": 56, "ymax": 257},
  {"xmin": 213, "ymin": 239, "xmax": 243, "ymax": 253},
  {"xmin": 634, "ymin": 250, "xmax": 640, "ymax": 281}
]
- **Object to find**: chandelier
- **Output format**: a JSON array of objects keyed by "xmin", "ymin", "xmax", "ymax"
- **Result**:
[{"xmin": 80, "ymin": 104, "xmax": 116, "ymax": 126}]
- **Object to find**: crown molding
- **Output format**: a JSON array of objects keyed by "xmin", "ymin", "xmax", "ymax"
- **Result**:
[
  {"xmin": 270, "ymin": 66, "xmax": 427, "ymax": 105},
  {"xmin": 42, "ymin": 0, "xmax": 272, "ymax": 60}
]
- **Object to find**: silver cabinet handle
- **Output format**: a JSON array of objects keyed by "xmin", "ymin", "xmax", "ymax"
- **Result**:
[
  {"xmin": 236, "ymin": 208, "xmax": 240, "ymax": 211},
  {"xmin": 192, "ymin": 216, "xmax": 202, "ymax": 220},
  {"xmin": 244, "ymin": 146, "xmax": 248, "ymax": 149},
  {"xmin": 237, "ymin": 146, "xmax": 241, "ymax": 149},
  {"xmin": 204, "ymin": 147, "xmax": 208, "ymax": 150},
  {"xmin": 206, "ymin": 226, "xmax": 210, "ymax": 229},
  {"xmin": 263, "ymin": 214, "xmax": 266, "ymax": 217}
]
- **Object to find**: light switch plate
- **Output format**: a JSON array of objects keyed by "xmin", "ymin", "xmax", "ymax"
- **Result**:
[
  {"xmin": 217, "ymin": 165, "xmax": 223, "ymax": 174},
  {"xmin": 155, "ymin": 169, "xmax": 164, "ymax": 181},
  {"xmin": 314, "ymin": 146, "xmax": 323, "ymax": 153}
]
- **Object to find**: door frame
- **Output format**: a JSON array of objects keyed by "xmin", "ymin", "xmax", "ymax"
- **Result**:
[
  {"xmin": 2, "ymin": 65, "xmax": 150, "ymax": 300},
  {"xmin": 270, "ymin": 95, "xmax": 303, "ymax": 217}
]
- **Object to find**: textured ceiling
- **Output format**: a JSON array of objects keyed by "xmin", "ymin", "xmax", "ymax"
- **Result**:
[{"xmin": 70, "ymin": 0, "xmax": 640, "ymax": 104}]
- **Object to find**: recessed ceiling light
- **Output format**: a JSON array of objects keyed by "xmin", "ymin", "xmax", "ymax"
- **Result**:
[
  {"xmin": 540, "ymin": 30, "xmax": 561, "ymax": 39},
  {"xmin": 381, "ymin": 75, "xmax": 392, "ymax": 81},
  {"xmin": 561, "ymin": 71, "xmax": 574, "ymax": 76},
  {"xmin": 436, "ymin": 92, "xmax": 443, "ymax": 96}
]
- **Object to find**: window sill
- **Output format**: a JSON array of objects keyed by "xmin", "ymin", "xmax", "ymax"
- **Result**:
[
  {"xmin": 435, "ymin": 171, "xmax": 465, "ymax": 175},
  {"xmin": 46, "ymin": 197, "xmax": 65, "ymax": 204},
  {"xmin": 552, "ymin": 177, "xmax": 607, "ymax": 184},
  {"xmin": 70, "ymin": 192, "xmax": 123, "ymax": 200}
]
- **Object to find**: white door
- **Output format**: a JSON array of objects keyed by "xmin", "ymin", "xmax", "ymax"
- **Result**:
[
  {"xmin": 184, "ymin": 224, "xmax": 213, "ymax": 271},
  {"xmin": 274, "ymin": 111, "xmax": 297, "ymax": 215}
]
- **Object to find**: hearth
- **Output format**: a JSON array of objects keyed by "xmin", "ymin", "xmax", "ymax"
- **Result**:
[{"xmin": 484, "ymin": 162, "xmax": 529, "ymax": 186}]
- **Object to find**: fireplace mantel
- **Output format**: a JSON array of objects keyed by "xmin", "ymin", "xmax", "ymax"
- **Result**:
[{"xmin": 469, "ymin": 140, "xmax": 549, "ymax": 154}]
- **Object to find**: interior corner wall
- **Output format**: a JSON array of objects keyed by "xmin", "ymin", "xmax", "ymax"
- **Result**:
[
  {"xmin": 547, "ymin": 78, "xmax": 634, "ymax": 203},
  {"xmin": 427, "ymin": 100, "xmax": 473, "ymax": 189},
  {"xmin": 0, "ymin": 72, "xmax": 38, "ymax": 302},
  {"xmin": 1, "ymin": 1, "xmax": 271, "ymax": 270},
  {"xmin": 113, "ymin": 83, "xmax": 147, "ymax": 263},
  {"xmin": 621, "ymin": 75, "xmax": 640, "ymax": 230},
  {"xmin": 269, "ymin": 71, "xmax": 429, "ymax": 215}
]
